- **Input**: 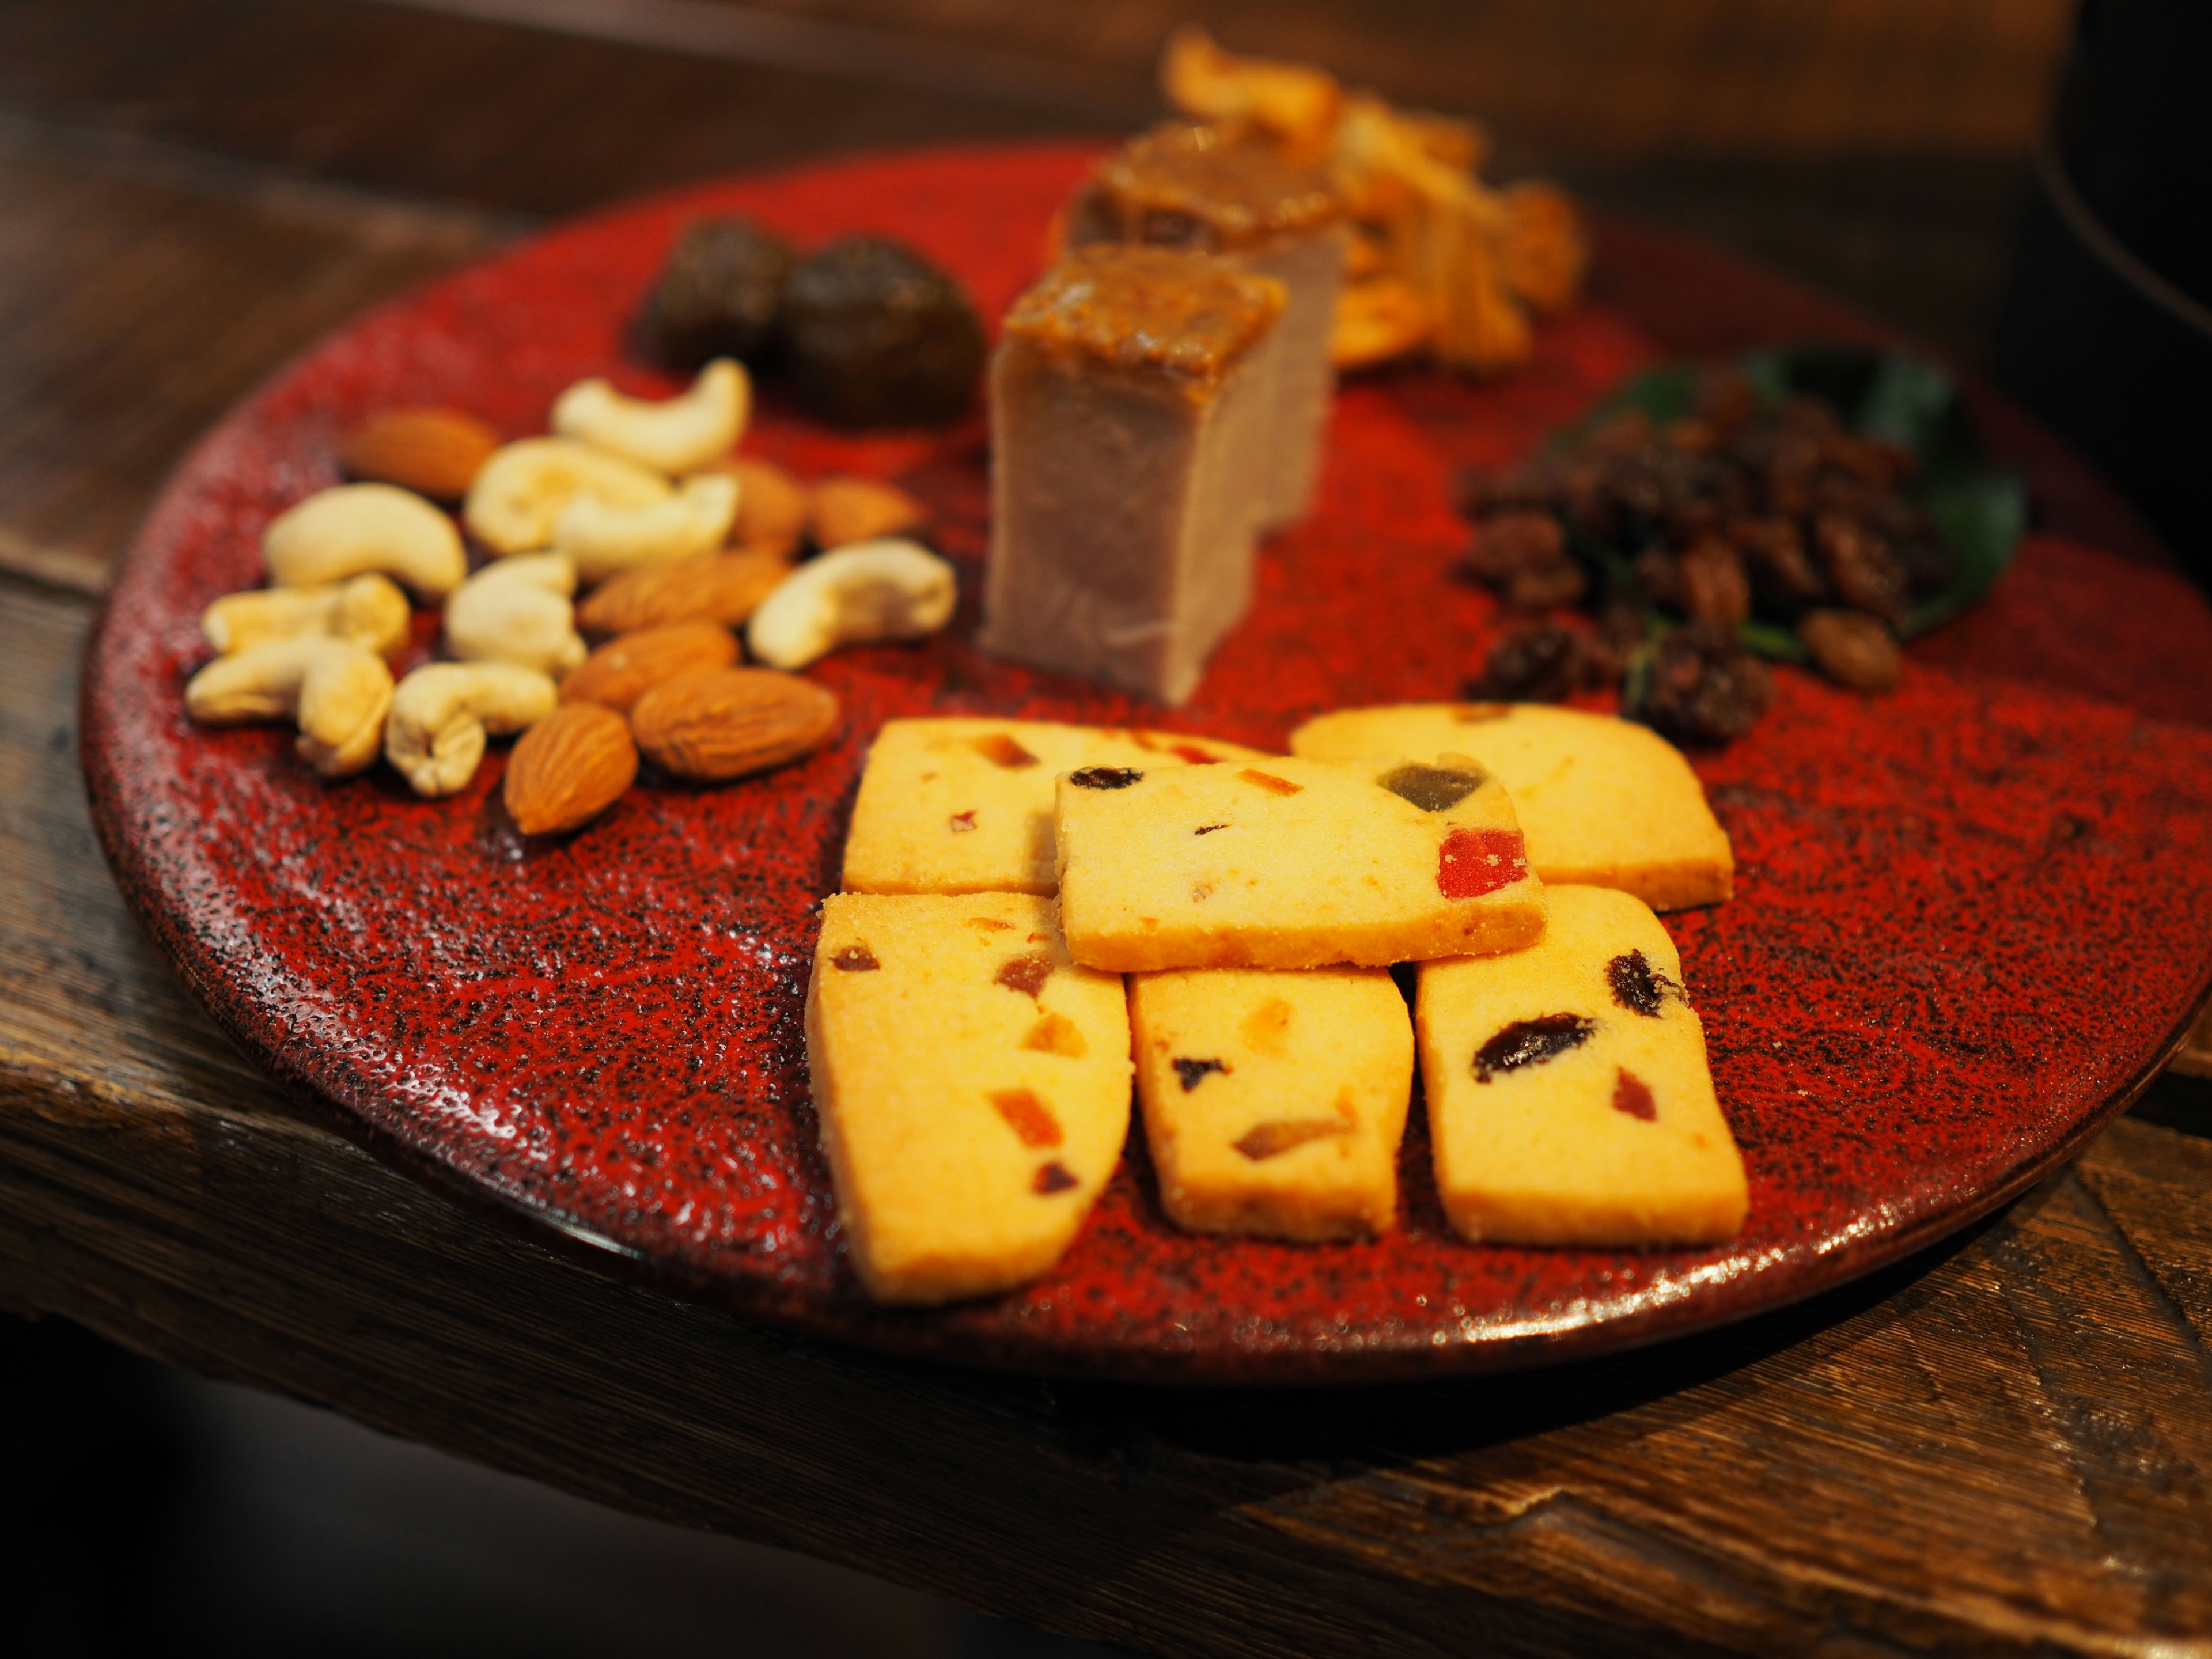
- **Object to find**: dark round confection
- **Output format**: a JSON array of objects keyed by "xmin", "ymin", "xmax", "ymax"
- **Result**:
[
  {"xmin": 781, "ymin": 236, "xmax": 986, "ymax": 428},
  {"xmin": 639, "ymin": 216, "xmax": 794, "ymax": 369},
  {"xmin": 1634, "ymin": 622, "xmax": 1775, "ymax": 744},
  {"xmin": 1798, "ymin": 608, "xmax": 1903, "ymax": 693},
  {"xmin": 1461, "ymin": 509, "xmax": 1565, "ymax": 584},
  {"xmin": 1475, "ymin": 622, "xmax": 1593, "ymax": 703}
]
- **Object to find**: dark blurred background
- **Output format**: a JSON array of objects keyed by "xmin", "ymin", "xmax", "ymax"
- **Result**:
[
  {"xmin": 5, "ymin": 1, "xmax": 2205, "ymax": 1652},
  {"xmin": 5, "ymin": 1313, "xmax": 1123, "ymax": 1655}
]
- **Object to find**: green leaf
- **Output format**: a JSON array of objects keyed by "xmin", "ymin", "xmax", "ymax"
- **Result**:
[
  {"xmin": 1552, "ymin": 362, "xmax": 1697, "ymax": 444},
  {"xmin": 1740, "ymin": 619, "xmax": 1808, "ymax": 662},
  {"xmin": 1903, "ymin": 469, "xmax": 2028, "ymax": 637},
  {"xmin": 1619, "ymin": 636, "xmax": 1657, "ymax": 715}
]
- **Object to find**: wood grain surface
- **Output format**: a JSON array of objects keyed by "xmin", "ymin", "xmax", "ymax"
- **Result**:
[
  {"xmin": 0, "ymin": 118, "xmax": 509, "ymax": 595},
  {"xmin": 6, "ymin": 2, "xmax": 2211, "ymax": 1654}
]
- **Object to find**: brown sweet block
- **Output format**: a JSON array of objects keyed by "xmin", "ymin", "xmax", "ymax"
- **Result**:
[
  {"xmin": 979, "ymin": 245, "xmax": 1284, "ymax": 704},
  {"xmin": 1416, "ymin": 884, "xmax": 1747, "ymax": 1248},
  {"xmin": 1055, "ymin": 755, "xmax": 1546, "ymax": 972},
  {"xmin": 1291, "ymin": 702, "xmax": 1735, "ymax": 910},
  {"xmin": 806, "ymin": 892, "xmax": 1132, "ymax": 1304},
  {"xmin": 1130, "ymin": 965, "xmax": 1414, "ymax": 1241},
  {"xmin": 1067, "ymin": 120, "xmax": 1349, "ymax": 528}
]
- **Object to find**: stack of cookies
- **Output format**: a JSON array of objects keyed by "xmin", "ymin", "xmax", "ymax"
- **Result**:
[{"xmin": 809, "ymin": 705, "xmax": 1748, "ymax": 1304}]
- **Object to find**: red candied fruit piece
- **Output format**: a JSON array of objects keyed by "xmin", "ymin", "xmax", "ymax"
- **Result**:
[
  {"xmin": 972, "ymin": 733, "xmax": 1039, "ymax": 769},
  {"xmin": 1437, "ymin": 827, "xmax": 1529, "ymax": 899},
  {"xmin": 995, "ymin": 953, "xmax": 1054, "ymax": 998},
  {"xmin": 1612, "ymin": 1068, "xmax": 1657, "ymax": 1120},
  {"xmin": 991, "ymin": 1088, "xmax": 1063, "ymax": 1148}
]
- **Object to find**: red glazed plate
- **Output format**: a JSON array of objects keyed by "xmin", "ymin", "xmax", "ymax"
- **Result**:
[{"xmin": 82, "ymin": 144, "xmax": 2212, "ymax": 1382}]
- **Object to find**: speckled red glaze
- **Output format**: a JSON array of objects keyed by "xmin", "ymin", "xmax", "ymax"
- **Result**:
[{"xmin": 82, "ymin": 145, "xmax": 2212, "ymax": 1382}]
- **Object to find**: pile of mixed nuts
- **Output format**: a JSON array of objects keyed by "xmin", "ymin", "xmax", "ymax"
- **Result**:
[
  {"xmin": 185, "ymin": 359, "xmax": 956, "ymax": 836},
  {"xmin": 1459, "ymin": 363, "xmax": 1959, "ymax": 743}
]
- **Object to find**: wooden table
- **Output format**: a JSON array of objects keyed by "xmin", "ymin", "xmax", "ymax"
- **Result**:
[{"xmin": 8, "ymin": 4, "xmax": 2212, "ymax": 1654}]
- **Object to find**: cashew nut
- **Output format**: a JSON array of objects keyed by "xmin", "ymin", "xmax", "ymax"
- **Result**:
[
  {"xmin": 552, "ymin": 359, "xmax": 748, "ymax": 475},
  {"xmin": 745, "ymin": 538, "xmax": 956, "ymax": 670},
  {"xmin": 185, "ymin": 636, "xmax": 395, "ymax": 778},
  {"xmin": 384, "ymin": 662, "xmax": 558, "ymax": 797},
  {"xmin": 463, "ymin": 437, "xmax": 671, "ymax": 556},
  {"xmin": 263, "ymin": 483, "xmax": 467, "ymax": 600},
  {"xmin": 442, "ymin": 553, "xmax": 586, "ymax": 676},
  {"xmin": 553, "ymin": 472, "xmax": 738, "ymax": 586},
  {"xmin": 202, "ymin": 573, "xmax": 412, "ymax": 661}
]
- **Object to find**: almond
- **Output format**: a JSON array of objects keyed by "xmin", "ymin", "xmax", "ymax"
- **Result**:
[
  {"xmin": 340, "ymin": 408, "xmax": 502, "ymax": 501},
  {"xmin": 809, "ymin": 475, "xmax": 927, "ymax": 550},
  {"xmin": 503, "ymin": 702, "xmax": 638, "ymax": 835},
  {"xmin": 715, "ymin": 455, "xmax": 810, "ymax": 552},
  {"xmin": 560, "ymin": 620, "xmax": 738, "ymax": 712},
  {"xmin": 631, "ymin": 666, "xmax": 838, "ymax": 782},
  {"xmin": 575, "ymin": 548, "xmax": 793, "ymax": 638}
]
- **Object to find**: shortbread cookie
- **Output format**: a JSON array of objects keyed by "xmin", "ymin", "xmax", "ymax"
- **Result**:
[
  {"xmin": 1290, "ymin": 703, "xmax": 1733, "ymax": 910},
  {"xmin": 1130, "ymin": 967, "xmax": 1412, "ymax": 1241},
  {"xmin": 842, "ymin": 718, "xmax": 1266, "ymax": 897},
  {"xmin": 806, "ymin": 892, "xmax": 1132, "ymax": 1304},
  {"xmin": 1416, "ymin": 884, "xmax": 1747, "ymax": 1247},
  {"xmin": 1056, "ymin": 755, "xmax": 1545, "ymax": 972}
]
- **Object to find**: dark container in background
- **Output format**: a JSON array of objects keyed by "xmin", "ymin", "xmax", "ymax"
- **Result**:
[{"xmin": 1991, "ymin": 0, "xmax": 2212, "ymax": 579}]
